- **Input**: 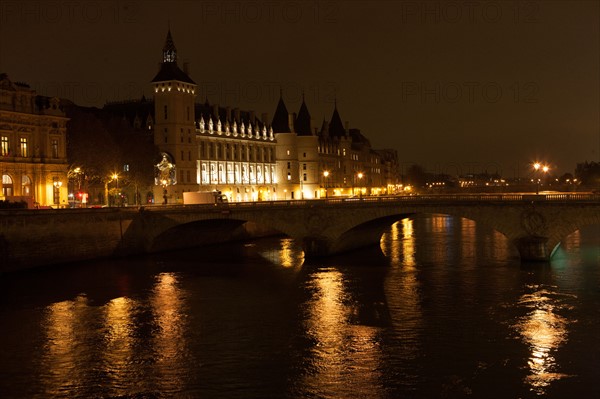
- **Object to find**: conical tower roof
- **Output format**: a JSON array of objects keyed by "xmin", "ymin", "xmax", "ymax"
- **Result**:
[
  {"xmin": 163, "ymin": 29, "xmax": 177, "ymax": 63},
  {"xmin": 294, "ymin": 94, "xmax": 312, "ymax": 136},
  {"xmin": 271, "ymin": 94, "xmax": 291, "ymax": 133},
  {"xmin": 328, "ymin": 101, "xmax": 346, "ymax": 137},
  {"xmin": 151, "ymin": 29, "xmax": 195, "ymax": 84}
]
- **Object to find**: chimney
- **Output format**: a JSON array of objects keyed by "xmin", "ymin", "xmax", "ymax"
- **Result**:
[{"xmin": 288, "ymin": 114, "xmax": 295, "ymax": 131}]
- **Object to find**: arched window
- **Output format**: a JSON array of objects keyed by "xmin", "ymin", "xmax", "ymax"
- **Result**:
[
  {"xmin": 2, "ymin": 174, "xmax": 13, "ymax": 196},
  {"xmin": 201, "ymin": 163, "xmax": 208, "ymax": 184},
  {"xmin": 21, "ymin": 175, "xmax": 31, "ymax": 196}
]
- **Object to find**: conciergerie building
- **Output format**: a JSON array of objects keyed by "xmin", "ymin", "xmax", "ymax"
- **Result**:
[{"xmin": 138, "ymin": 29, "xmax": 400, "ymax": 203}]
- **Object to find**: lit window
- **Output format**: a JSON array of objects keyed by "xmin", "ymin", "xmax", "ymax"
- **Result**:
[
  {"xmin": 20, "ymin": 137, "xmax": 28, "ymax": 157},
  {"xmin": 2, "ymin": 174, "xmax": 13, "ymax": 196},
  {"xmin": 1, "ymin": 136, "xmax": 9, "ymax": 156}
]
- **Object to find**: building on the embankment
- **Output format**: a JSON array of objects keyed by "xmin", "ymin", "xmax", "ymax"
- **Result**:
[
  {"xmin": 1, "ymin": 28, "xmax": 400, "ymax": 208},
  {"xmin": 99, "ymin": 29, "xmax": 401, "ymax": 203},
  {"xmin": 0, "ymin": 74, "xmax": 69, "ymax": 208}
]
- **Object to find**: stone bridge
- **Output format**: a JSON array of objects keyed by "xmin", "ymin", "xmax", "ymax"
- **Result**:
[
  {"xmin": 1, "ymin": 194, "xmax": 599, "ymax": 271},
  {"xmin": 141, "ymin": 193, "xmax": 599, "ymax": 262}
]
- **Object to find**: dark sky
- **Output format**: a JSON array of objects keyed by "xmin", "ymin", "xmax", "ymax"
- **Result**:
[{"xmin": 1, "ymin": 0, "xmax": 598, "ymax": 176}]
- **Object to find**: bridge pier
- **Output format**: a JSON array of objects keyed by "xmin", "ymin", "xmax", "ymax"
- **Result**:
[
  {"xmin": 302, "ymin": 236, "xmax": 334, "ymax": 258},
  {"xmin": 515, "ymin": 236, "xmax": 550, "ymax": 262}
]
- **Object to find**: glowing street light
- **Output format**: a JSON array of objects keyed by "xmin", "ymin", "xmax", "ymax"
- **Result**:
[
  {"xmin": 532, "ymin": 162, "xmax": 549, "ymax": 194},
  {"xmin": 323, "ymin": 170, "xmax": 330, "ymax": 198},
  {"xmin": 112, "ymin": 173, "xmax": 120, "ymax": 206},
  {"xmin": 357, "ymin": 172, "xmax": 364, "ymax": 198}
]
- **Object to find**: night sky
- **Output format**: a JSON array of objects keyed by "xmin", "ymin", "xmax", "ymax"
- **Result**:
[{"xmin": 1, "ymin": 0, "xmax": 598, "ymax": 176}]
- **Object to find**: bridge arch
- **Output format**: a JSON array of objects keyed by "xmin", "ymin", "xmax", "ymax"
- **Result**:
[
  {"xmin": 547, "ymin": 214, "xmax": 600, "ymax": 257},
  {"xmin": 318, "ymin": 210, "xmax": 517, "ymax": 261},
  {"xmin": 137, "ymin": 196, "xmax": 600, "ymax": 263}
]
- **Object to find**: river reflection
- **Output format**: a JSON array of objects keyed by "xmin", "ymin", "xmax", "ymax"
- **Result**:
[
  {"xmin": 41, "ymin": 295, "xmax": 90, "ymax": 397},
  {"xmin": 150, "ymin": 272, "xmax": 187, "ymax": 392},
  {"xmin": 103, "ymin": 296, "xmax": 135, "ymax": 390},
  {"xmin": 514, "ymin": 285, "xmax": 574, "ymax": 395},
  {"xmin": 381, "ymin": 218, "xmax": 423, "ymax": 390},
  {"xmin": 300, "ymin": 267, "xmax": 385, "ymax": 398},
  {"xmin": 1, "ymin": 216, "xmax": 598, "ymax": 398}
]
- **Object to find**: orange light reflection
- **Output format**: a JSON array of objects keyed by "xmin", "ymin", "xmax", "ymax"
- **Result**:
[{"xmin": 514, "ymin": 286, "xmax": 574, "ymax": 395}]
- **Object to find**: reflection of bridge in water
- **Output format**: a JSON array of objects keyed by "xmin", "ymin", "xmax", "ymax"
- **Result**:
[
  {"xmin": 1, "ymin": 193, "xmax": 599, "ymax": 271},
  {"xmin": 145, "ymin": 193, "xmax": 600, "ymax": 262}
]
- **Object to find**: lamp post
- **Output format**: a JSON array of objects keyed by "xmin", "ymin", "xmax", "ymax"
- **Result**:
[
  {"xmin": 357, "ymin": 172, "xmax": 364, "ymax": 198},
  {"xmin": 533, "ymin": 162, "xmax": 549, "ymax": 194},
  {"xmin": 112, "ymin": 173, "xmax": 119, "ymax": 206},
  {"xmin": 323, "ymin": 170, "xmax": 329, "ymax": 198}
]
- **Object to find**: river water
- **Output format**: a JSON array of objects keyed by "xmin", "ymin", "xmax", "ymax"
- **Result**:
[{"xmin": 1, "ymin": 215, "xmax": 599, "ymax": 398}]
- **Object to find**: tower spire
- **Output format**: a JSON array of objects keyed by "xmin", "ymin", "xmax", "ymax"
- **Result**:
[{"xmin": 163, "ymin": 29, "xmax": 177, "ymax": 63}]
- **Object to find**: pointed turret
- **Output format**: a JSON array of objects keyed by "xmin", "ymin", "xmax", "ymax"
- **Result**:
[
  {"xmin": 294, "ymin": 93, "xmax": 312, "ymax": 136},
  {"xmin": 328, "ymin": 101, "xmax": 346, "ymax": 137},
  {"xmin": 151, "ymin": 29, "xmax": 195, "ymax": 84},
  {"xmin": 271, "ymin": 93, "xmax": 291, "ymax": 133},
  {"xmin": 163, "ymin": 29, "xmax": 177, "ymax": 63}
]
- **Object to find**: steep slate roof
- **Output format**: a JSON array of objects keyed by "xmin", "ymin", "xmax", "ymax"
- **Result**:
[
  {"xmin": 151, "ymin": 63, "xmax": 196, "ymax": 84},
  {"xmin": 328, "ymin": 103, "xmax": 346, "ymax": 137},
  {"xmin": 271, "ymin": 95, "xmax": 291, "ymax": 133},
  {"xmin": 294, "ymin": 96, "xmax": 312, "ymax": 136},
  {"xmin": 151, "ymin": 30, "xmax": 196, "ymax": 84},
  {"xmin": 194, "ymin": 103, "xmax": 268, "ymax": 130}
]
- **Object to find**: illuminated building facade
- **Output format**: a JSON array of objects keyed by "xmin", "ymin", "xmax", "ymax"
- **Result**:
[
  {"xmin": 272, "ymin": 95, "xmax": 400, "ymax": 199},
  {"xmin": 195, "ymin": 104, "xmax": 277, "ymax": 202},
  {"xmin": 150, "ymin": 30, "xmax": 277, "ymax": 202},
  {"xmin": 109, "ymin": 30, "xmax": 399, "ymax": 203},
  {"xmin": 0, "ymin": 74, "xmax": 68, "ymax": 207}
]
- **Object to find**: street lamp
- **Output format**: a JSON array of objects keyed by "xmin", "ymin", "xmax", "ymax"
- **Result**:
[
  {"xmin": 112, "ymin": 173, "xmax": 119, "ymax": 206},
  {"xmin": 357, "ymin": 172, "xmax": 364, "ymax": 198},
  {"xmin": 323, "ymin": 170, "xmax": 329, "ymax": 198},
  {"xmin": 533, "ymin": 162, "xmax": 549, "ymax": 194}
]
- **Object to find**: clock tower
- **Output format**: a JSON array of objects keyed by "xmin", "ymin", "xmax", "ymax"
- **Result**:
[{"xmin": 151, "ymin": 29, "xmax": 197, "ymax": 203}]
